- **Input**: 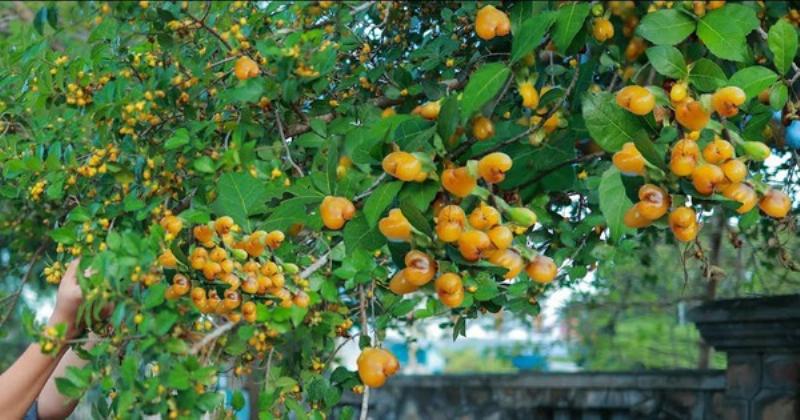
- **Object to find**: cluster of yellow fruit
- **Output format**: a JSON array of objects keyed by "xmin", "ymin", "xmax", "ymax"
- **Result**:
[
  {"xmin": 155, "ymin": 215, "xmax": 308, "ymax": 324},
  {"xmin": 73, "ymin": 144, "xmax": 119, "ymax": 182},
  {"xmin": 65, "ymin": 82, "xmax": 94, "ymax": 108},
  {"xmin": 43, "ymin": 261, "xmax": 65, "ymax": 284},
  {"xmin": 612, "ymin": 83, "xmax": 792, "ymax": 241},
  {"xmin": 28, "ymin": 179, "xmax": 47, "ymax": 202},
  {"xmin": 38, "ymin": 325, "xmax": 64, "ymax": 355}
]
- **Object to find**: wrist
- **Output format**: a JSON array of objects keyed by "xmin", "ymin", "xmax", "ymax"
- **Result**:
[{"xmin": 48, "ymin": 307, "xmax": 78, "ymax": 339}]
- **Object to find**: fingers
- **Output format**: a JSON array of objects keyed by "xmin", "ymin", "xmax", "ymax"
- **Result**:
[{"xmin": 62, "ymin": 259, "xmax": 81, "ymax": 283}]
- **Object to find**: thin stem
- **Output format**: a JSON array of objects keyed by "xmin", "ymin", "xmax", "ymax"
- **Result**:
[{"xmin": 274, "ymin": 108, "xmax": 305, "ymax": 177}]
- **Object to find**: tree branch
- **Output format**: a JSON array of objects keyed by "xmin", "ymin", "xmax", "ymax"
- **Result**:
[{"xmin": 274, "ymin": 108, "xmax": 306, "ymax": 177}]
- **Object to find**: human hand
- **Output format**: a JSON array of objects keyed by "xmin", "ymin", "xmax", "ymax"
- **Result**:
[{"xmin": 48, "ymin": 259, "xmax": 85, "ymax": 339}]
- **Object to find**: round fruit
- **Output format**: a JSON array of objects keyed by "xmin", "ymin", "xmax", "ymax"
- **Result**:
[
  {"xmin": 487, "ymin": 249, "xmax": 524, "ymax": 279},
  {"xmin": 472, "ymin": 116, "xmax": 495, "ymax": 141},
  {"xmin": 379, "ymin": 208, "xmax": 412, "ymax": 242},
  {"xmin": 612, "ymin": 142, "xmax": 645, "ymax": 175},
  {"xmin": 702, "ymin": 138, "xmax": 735, "ymax": 164},
  {"xmin": 382, "ymin": 151, "xmax": 426, "ymax": 182},
  {"xmin": 414, "ymin": 101, "xmax": 441, "ymax": 120},
  {"xmin": 475, "ymin": 5, "xmax": 510, "ymax": 41},
  {"xmin": 616, "ymin": 85, "xmax": 655, "ymax": 115},
  {"xmin": 675, "ymin": 100, "xmax": 710, "ymax": 131},
  {"xmin": 436, "ymin": 205, "xmax": 466, "ymax": 243},
  {"xmin": 457, "ymin": 230, "xmax": 491, "ymax": 261},
  {"xmin": 441, "ymin": 167, "xmax": 477, "ymax": 198},
  {"xmin": 488, "ymin": 225, "xmax": 513, "ymax": 250},
  {"xmin": 637, "ymin": 184, "xmax": 670, "ymax": 220},
  {"xmin": 623, "ymin": 202, "xmax": 653, "ymax": 228},
  {"xmin": 526, "ymin": 255, "xmax": 557, "ymax": 284},
  {"xmin": 234, "ymin": 56, "xmax": 260, "ymax": 81},
  {"xmin": 435, "ymin": 273, "xmax": 464, "ymax": 308},
  {"xmin": 670, "ymin": 83, "xmax": 688, "ymax": 103},
  {"xmin": 670, "ymin": 139, "xmax": 700, "ymax": 177},
  {"xmin": 468, "ymin": 203, "xmax": 501, "ymax": 230},
  {"xmin": 711, "ymin": 86, "xmax": 746, "ymax": 117},
  {"xmin": 691, "ymin": 164, "xmax": 724, "ymax": 195},
  {"xmin": 519, "ymin": 81, "xmax": 539, "ymax": 109},
  {"xmin": 320, "ymin": 196, "xmax": 356, "ymax": 230},
  {"xmin": 721, "ymin": 159, "xmax": 747, "ymax": 183},
  {"xmin": 669, "ymin": 207, "xmax": 699, "ymax": 242},
  {"xmin": 403, "ymin": 250, "xmax": 437, "ymax": 286},
  {"xmin": 389, "ymin": 270, "xmax": 419, "ymax": 295},
  {"xmin": 759, "ymin": 189, "xmax": 791, "ymax": 218},
  {"xmin": 721, "ymin": 183, "xmax": 757, "ymax": 214},
  {"xmin": 357, "ymin": 347, "xmax": 399, "ymax": 388},
  {"xmin": 477, "ymin": 152, "xmax": 512, "ymax": 184},
  {"xmin": 592, "ymin": 18, "xmax": 614, "ymax": 42}
]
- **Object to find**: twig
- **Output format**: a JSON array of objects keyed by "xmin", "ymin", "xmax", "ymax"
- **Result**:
[
  {"xmin": 358, "ymin": 285, "xmax": 370, "ymax": 420},
  {"xmin": 186, "ymin": 11, "xmax": 232, "ymax": 51},
  {"xmin": 264, "ymin": 346, "xmax": 275, "ymax": 389},
  {"xmin": 459, "ymin": 64, "xmax": 581, "ymax": 159},
  {"xmin": 299, "ymin": 251, "xmax": 330, "ymax": 279},
  {"xmin": 189, "ymin": 321, "xmax": 235, "ymax": 355},
  {"xmin": 274, "ymin": 108, "xmax": 305, "ymax": 177},
  {"xmin": 350, "ymin": 1, "xmax": 376, "ymax": 14},
  {"xmin": 354, "ymin": 173, "xmax": 388, "ymax": 202},
  {"xmin": 0, "ymin": 241, "xmax": 48, "ymax": 328}
]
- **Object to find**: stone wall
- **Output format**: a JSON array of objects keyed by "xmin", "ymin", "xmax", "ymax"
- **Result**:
[{"xmin": 339, "ymin": 371, "xmax": 726, "ymax": 420}]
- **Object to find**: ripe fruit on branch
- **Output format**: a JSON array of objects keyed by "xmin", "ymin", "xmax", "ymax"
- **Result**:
[
  {"xmin": 675, "ymin": 100, "xmax": 710, "ymax": 131},
  {"xmin": 526, "ymin": 255, "xmax": 557, "ymax": 284},
  {"xmin": 613, "ymin": 142, "xmax": 645, "ymax": 175},
  {"xmin": 670, "ymin": 139, "xmax": 700, "ymax": 177},
  {"xmin": 382, "ymin": 151, "xmax": 427, "ymax": 182},
  {"xmin": 759, "ymin": 189, "xmax": 791, "ymax": 218},
  {"xmin": 669, "ymin": 207, "xmax": 699, "ymax": 242},
  {"xmin": 458, "ymin": 230, "xmax": 491, "ymax": 261},
  {"xmin": 487, "ymin": 249, "xmax": 524, "ymax": 279},
  {"xmin": 468, "ymin": 203, "xmax": 501, "ymax": 231},
  {"xmin": 379, "ymin": 209, "xmax": 412, "ymax": 242},
  {"xmin": 234, "ymin": 56, "xmax": 260, "ymax": 81},
  {"xmin": 158, "ymin": 249, "xmax": 178, "ymax": 268},
  {"xmin": 592, "ymin": 18, "xmax": 614, "ymax": 42},
  {"xmin": 721, "ymin": 183, "xmax": 757, "ymax": 214},
  {"xmin": 357, "ymin": 347, "xmax": 399, "ymax": 388},
  {"xmin": 475, "ymin": 5, "xmax": 510, "ymax": 41},
  {"xmin": 711, "ymin": 86, "xmax": 746, "ymax": 117},
  {"xmin": 472, "ymin": 116, "xmax": 495, "ymax": 141},
  {"xmin": 691, "ymin": 164, "xmax": 725, "ymax": 195},
  {"xmin": 412, "ymin": 101, "xmax": 441, "ymax": 120},
  {"xmin": 615, "ymin": 85, "xmax": 655, "ymax": 115},
  {"xmin": 623, "ymin": 203, "xmax": 653, "ymax": 228},
  {"xmin": 389, "ymin": 270, "xmax": 419, "ymax": 295},
  {"xmin": 477, "ymin": 152, "xmax": 512, "ymax": 184},
  {"xmin": 403, "ymin": 250, "xmax": 437, "ymax": 286},
  {"xmin": 488, "ymin": 225, "xmax": 513, "ymax": 250},
  {"xmin": 436, "ymin": 205, "xmax": 466, "ymax": 243},
  {"xmin": 435, "ymin": 273, "xmax": 464, "ymax": 308},
  {"xmin": 721, "ymin": 159, "xmax": 747, "ymax": 184},
  {"xmin": 518, "ymin": 81, "xmax": 539, "ymax": 109},
  {"xmin": 637, "ymin": 184, "xmax": 670, "ymax": 220},
  {"xmin": 442, "ymin": 167, "xmax": 477, "ymax": 198},
  {"xmin": 320, "ymin": 196, "xmax": 356, "ymax": 230},
  {"xmin": 670, "ymin": 83, "xmax": 688, "ymax": 103},
  {"xmin": 702, "ymin": 138, "xmax": 735, "ymax": 165}
]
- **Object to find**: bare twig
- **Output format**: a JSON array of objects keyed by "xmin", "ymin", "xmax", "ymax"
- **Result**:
[
  {"xmin": 0, "ymin": 241, "xmax": 48, "ymax": 328},
  {"xmin": 299, "ymin": 251, "xmax": 330, "ymax": 279},
  {"xmin": 358, "ymin": 285, "xmax": 370, "ymax": 420},
  {"xmin": 274, "ymin": 108, "xmax": 306, "ymax": 177},
  {"xmin": 190, "ymin": 321, "xmax": 235, "ymax": 355},
  {"xmin": 186, "ymin": 11, "xmax": 232, "ymax": 51},
  {"xmin": 264, "ymin": 346, "xmax": 275, "ymax": 389},
  {"xmin": 354, "ymin": 173, "xmax": 388, "ymax": 202}
]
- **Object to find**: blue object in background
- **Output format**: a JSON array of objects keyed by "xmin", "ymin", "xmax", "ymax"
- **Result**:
[
  {"xmin": 787, "ymin": 120, "xmax": 800, "ymax": 150},
  {"xmin": 512, "ymin": 354, "xmax": 547, "ymax": 371}
]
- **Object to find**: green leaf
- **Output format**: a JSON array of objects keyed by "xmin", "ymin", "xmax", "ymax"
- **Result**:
[
  {"xmin": 696, "ymin": 4, "xmax": 758, "ymax": 62},
  {"xmin": 473, "ymin": 273, "xmax": 499, "ymax": 301},
  {"xmin": 326, "ymin": 145, "xmax": 338, "ymax": 195},
  {"xmin": 768, "ymin": 18, "xmax": 798, "ymax": 76},
  {"xmin": 153, "ymin": 311, "xmax": 178, "ymax": 335},
  {"xmin": 646, "ymin": 46, "xmax": 688, "ymax": 79},
  {"xmin": 46, "ymin": 6, "xmax": 58, "ymax": 29},
  {"xmin": 165, "ymin": 128, "xmax": 190, "ymax": 150},
  {"xmin": 193, "ymin": 156, "xmax": 215, "ymax": 173},
  {"xmin": 231, "ymin": 390, "xmax": 245, "ymax": 411},
  {"xmin": 460, "ymin": 63, "xmax": 510, "ymax": 119},
  {"xmin": 261, "ymin": 196, "xmax": 319, "ymax": 231},
  {"xmin": 552, "ymin": 2, "xmax": 591, "ymax": 53},
  {"xmin": 729, "ymin": 66, "xmax": 778, "ymax": 99},
  {"xmin": 399, "ymin": 200, "xmax": 433, "ymax": 238},
  {"xmin": 34, "ymin": 7, "xmax": 47, "ymax": 35},
  {"xmin": 689, "ymin": 58, "xmax": 727, "ymax": 92},
  {"xmin": 55, "ymin": 378, "xmax": 83, "ymax": 399},
  {"xmin": 437, "ymin": 95, "xmax": 460, "ymax": 148},
  {"xmin": 397, "ymin": 181, "xmax": 439, "ymax": 211},
  {"xmin": 219, "ymin": 79, "xmax": 263, "ymax": 103},
  {"xmin": 633, "ymin": 133, "xmax": 666, "ymax": 171},
  {"xmin": 599, "ymin": 167, "xmax": 634, "ymax": 243},
  {"xmin": 143, "ymin": 283, "xmax": 168, "ymax": 309},
  {"xmin": 636, "ymin": 9, "xmax": 695, "ymax": 45},
  {"xmin": 343, "ymin": 214, "xmax": 385, "ymax": 254},
  {"xmin": 363, "ymin": 181, "xmax": 403, "ymax": 227},
  {"xmin": 769, "ymin": 83, "xmax": 789, "ymax": 110},
  {"xmin": 582, "ymin": 92, "xmax": 644, "ymax": 152},
  {"xmin": 49, "ymin": 227, "xmax": 76, "ymax": 244},
  {"xmin": 390, "ymin": 298, "xmax": 419, "ymax": 316},
  {"xmin": 510, "ymin": 12, "xmax": 556, "ymax": 64},
  {"xmin": 394, "ymin": 118, "xmax": 436, "ymax": 152},
  {"xmin": 211, "ymin": 172, "xmax": 270, "ymax": 232},
  {"xmin": 166, "ymin": 364, "xmax": 191, "ymax": 390},
  {"xmin": 510, "ymin": 1, "xmax": 549, "ymax": 35}
]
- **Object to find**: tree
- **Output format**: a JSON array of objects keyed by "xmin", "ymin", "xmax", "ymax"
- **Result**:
[{"xmin": 0, "ymin": 1, "xmax": 797, "ymax": 418}]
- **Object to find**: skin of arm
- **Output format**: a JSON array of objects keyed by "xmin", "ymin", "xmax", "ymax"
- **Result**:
[
  {"xmin": 37, "ymin": 333, "xmax": 99, "ymax": 420},
  {"xmin": 0, "ymin": 259, "xmax": 84, "ymax": 419}
]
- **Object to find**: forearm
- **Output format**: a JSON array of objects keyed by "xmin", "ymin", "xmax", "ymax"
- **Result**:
[
  {"xmin": 37, "ymin": 333, "xmax": 99, "ymax": 420},
  {"xmin": 0, "ymin": 343, "xmax": 65, "ymax": 419}
]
